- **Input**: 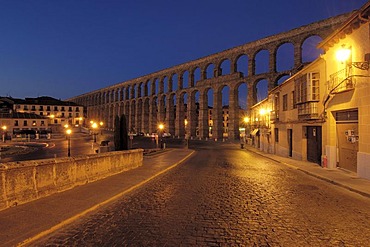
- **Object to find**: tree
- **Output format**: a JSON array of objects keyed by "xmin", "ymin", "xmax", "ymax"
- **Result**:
[
  {"xmin": 113, "ymin": 115, "xmax": 121, "ymax": 151},
  {"xmin": 120, "ymin": 114, "xmax": 129, "ymax": 150}
]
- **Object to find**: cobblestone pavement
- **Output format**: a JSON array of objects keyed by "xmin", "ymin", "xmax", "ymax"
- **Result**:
[{"xmin": 33, "ymin": 145, "xmax": 370, "ymax": 246}]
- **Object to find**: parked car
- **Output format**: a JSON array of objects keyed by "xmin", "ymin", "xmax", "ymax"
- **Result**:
[{"xmin": 162, "ymin": 133, "xmax": 171, "ymax": 138}]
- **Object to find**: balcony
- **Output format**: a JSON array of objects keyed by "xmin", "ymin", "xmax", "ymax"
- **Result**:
[
  {"xmin": 328, "ymin": 68, "xmax": 354, "ymax": 94},
  {"xmin": 270, "ymin": 110, "xmax": 279, "ymax": 122},
  {"xmin": 297, "ymin": 102, "xmax": 319, "ymax": 120}
]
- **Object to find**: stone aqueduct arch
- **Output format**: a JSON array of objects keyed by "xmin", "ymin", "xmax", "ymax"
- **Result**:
[{"xmin": 69, "ymin": 14, "xmax": 349, "ymax": 140}]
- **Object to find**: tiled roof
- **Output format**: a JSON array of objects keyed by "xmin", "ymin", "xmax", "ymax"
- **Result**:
[
  {"xmin": 319, "ymin": 2, "xmax": 370, "ymax": 50},
  {"xmin": 0, "ymin": 112, "xmax": 47, "ymax": 119},
  {"xmin": 0, "ymin": 96, "xmax": 81, "ymax": 106}
]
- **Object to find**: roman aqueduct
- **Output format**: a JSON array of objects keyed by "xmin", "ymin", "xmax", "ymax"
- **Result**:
[{"xmin": 69, "ymin": 13, "xmax": 349, "ymax": 140}]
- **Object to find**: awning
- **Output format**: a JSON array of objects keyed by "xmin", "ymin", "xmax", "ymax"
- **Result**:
[{"xmin": 251, "ymin": 129, "xmax": 260, "ymax": 136}]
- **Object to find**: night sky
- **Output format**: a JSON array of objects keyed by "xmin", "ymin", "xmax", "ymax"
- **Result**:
[{"xmin": 0, "ymin": 0, "xmax": 367, "ymax": 100}]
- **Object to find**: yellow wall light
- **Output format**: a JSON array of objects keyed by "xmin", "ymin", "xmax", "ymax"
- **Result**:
[{"xmin": 336, "ymin": 46, "xmax": 351, "ymax": 63}]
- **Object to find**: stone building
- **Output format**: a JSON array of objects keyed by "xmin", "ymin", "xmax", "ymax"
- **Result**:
[
  {"xmin": 249, "ymin": 2, "xmax": 370, "ymax": 180},
  {"xmin": 0, "ymin": 96, "xmax": 85, "ymax": 136},
  {"xmin": 250, "ymin": 58, "xmax": 326, "ymax": 164}
]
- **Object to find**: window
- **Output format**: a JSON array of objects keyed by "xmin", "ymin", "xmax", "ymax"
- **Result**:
[
  {"xmin": 295, "ymin": 72, "xmax": 320, "ymax": 119},
  {"xmin": 32, "ymin": 121, "xmax": 36, "ymax": 126},
  {"xmin": 335, "ymin": 109, "xmax": 358, "ymax": 122},
  {"xmin": 14, "ymin": 120, "xmax": 19, "ymax": 126},
  {"xmin": 23, "ymin": 120, "xmax": 28, "ymax": 126},
  {"xmin": 40, "ymin": 112, "xmax": 43, "ymax": 116},
  {"xmin": 295, "ymin": 72, "xmax": 320, "ymax": 103},
  {"xmin": 311, "ymin": 73, "xmax": 319, "ymax": 101},
  {"xmin": 46, "ymin": 106, "xmax": 51, "ymax": 111},
  {"xmin": 61, "ymin": 107, "xmax": 65, "ymax": 111},
  {"xmin": 32, "ymin": 106, "xmax": 36, "ymax": 111},
  {"xmin": 68, "ymin": 107, "xmax": 72, "ymax": 112},
  {"xmin": 69, "ymin": 113, "xmax": 72, "ymax": 117},
  {"xmin": 39, "ymin": 106, "xmax": 44, "ymax": 111},
  {"xmin": 41, "ymin": 121, "xmax": 45, "ymax": 126},
  {"xmin": 61, "ymin": 113, "xmax": 65, "ymax": 117},
  {"xmin": 76, "ymin": 107, "xmax": 80, "ymax": 112},
  {"xmin": 283, "ymin": 94, "xmax": 288, "ymax": 111},
  {"xmin": 274, "ymin": 93, "xmax": 280, "ymax": 111},
  {"xmin": 24, "ymin": 105, "xmax": 28, "ymax": 110},
  {"xmin": 291, "ymin": 91, "xmax": 296, "ymax": 109},
  {"xmin": 54, "ymin": 106, "xmax": 58, "ymax": 111}
]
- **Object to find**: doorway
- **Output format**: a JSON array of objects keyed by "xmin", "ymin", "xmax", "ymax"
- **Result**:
[
  {"xmin": 307, "ymin": 126, "xmax": 322, "ymax": 165},
  {"xmin": 288, "ymin": 129, "xmax": 292, "ymax": 157},
  {"xmin": 336, "ymin": 123, "xmax": 358, "ymax": 172}
]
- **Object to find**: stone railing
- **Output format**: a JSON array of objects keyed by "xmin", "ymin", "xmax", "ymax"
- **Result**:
[{"xmin": 0, "ymin": 149, "xmax": 143, "ymax": 211}]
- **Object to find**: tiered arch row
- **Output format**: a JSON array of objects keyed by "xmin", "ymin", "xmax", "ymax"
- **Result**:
[{"xmin": 69, "ymin": 14, "xmax": 348, "ymax": 140}]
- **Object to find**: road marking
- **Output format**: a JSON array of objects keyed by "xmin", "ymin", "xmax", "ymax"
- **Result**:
[{"xmin": 17, "ymin": 150, "xmax": 195, "ymax": 246}]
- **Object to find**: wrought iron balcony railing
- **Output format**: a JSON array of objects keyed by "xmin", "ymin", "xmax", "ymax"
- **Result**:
[{"xmin": 328, "ymin": 68, "xmax": 354, "ymax": 94}]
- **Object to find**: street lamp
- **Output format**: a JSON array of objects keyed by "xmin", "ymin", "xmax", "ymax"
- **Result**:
[
  {"xmin": 336, "ymin": 45, "xmax": 369, "ymax": 70},
  {"xmin": 66, "ymin": 128, "xmax": 72, "ymax": 157},
  {"xmin": 184, "ymin": 119, "xmax": 189, "ymax": 149},
  {"xmin": 1, "ymin": 126, "xmax": 7, "ymax": 143},
  {"xmin": 91, "ymin": 122, "xmax": 98, "ymax": 143},
  {"xmin": 158, "ymin": 123, "xmax": 164, "ymax": 149},
  {"xmin": 99, "ymin": 121, "xmax": 104, "ymax": 135},
  {"xmin": 336, "ymin": 46, "xmax": 351, "ymax": 64}
]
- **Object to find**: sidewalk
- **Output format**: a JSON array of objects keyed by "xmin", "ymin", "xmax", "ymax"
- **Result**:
[
  {"xmin": 242, "ymin": 144, "xmax": 370, "ymax": 198},
  {"xmin": 0, "ymin": 148, "xmax": 195, "ymax": 247}
]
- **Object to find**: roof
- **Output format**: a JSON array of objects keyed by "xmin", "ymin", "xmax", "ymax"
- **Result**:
[
  {"xmin": 0, "ymin": 112, "xmax": 48, "ymax": 119},
  {"xmin": 318, "ymin": 2, "xmax": 370, "ymax": 50},
  {"xmin": 0, "ymin": 96, "xmax": 81, "ymax": 107}
]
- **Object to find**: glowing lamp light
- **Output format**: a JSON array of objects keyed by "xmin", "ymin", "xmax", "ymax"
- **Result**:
[
  {"xmin": 336, "ymin": 47, "xmax": 351, "ymax": 63},
  {"xmin": 2, "ymin": 126, "xmax": 7, "ymax": 131},
  {"xmin": 66, "ymin": 129, "xmax": 72, "ymax": 135},
  {"xmin": 92, "ymin": 122, "xmax": 98, "ymax": 129},
  {"xmin": 259, "ymin": 108, "xmax": 267, "ymax": 116},
  {"xmin": 243, "ymin": 117, "xmax": 250, "ymax": 123},
  {"xmin": 158, "ymin": 123, "xmax": 164, "ymax": 130}
]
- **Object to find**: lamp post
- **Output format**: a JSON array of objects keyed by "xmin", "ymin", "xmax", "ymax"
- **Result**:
[
  {"xmin": 2, "ymin": 126, "xmax": 7, "ymax": 143},
  {"xmin": 99, "ymin": 121, "xmax": 104, "ymax": 135},
  {"xmin": 242, "ymin": 117, "xmax": 250, "ymax": 147},
  {"xmin": 184, "ymin": 119, "xmax": 189, "ymax": 149},
  {"xmin": 66, "ymin": 128, "xmax": 72, "ymax": 157},
  {"xmin": 91, "ymin": 122, "xmax": 98, "ymax": 143},
  {"xmin": 158, "ymin": 123, "xmax": 164, "ymax": 149}
]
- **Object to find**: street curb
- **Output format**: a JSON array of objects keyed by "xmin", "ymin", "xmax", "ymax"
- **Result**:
[
  {"xmin": 243, "ymin": 147, "xmax": 370, "ymax": 199},
  {"xmin": 17, "ymin": 150, "xmax": 196, "ymax": 246}
]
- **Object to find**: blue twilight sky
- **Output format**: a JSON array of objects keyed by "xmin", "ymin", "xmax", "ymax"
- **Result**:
[{"xmin": 0, "ymin": 0, "xmax": 368, "ymax": 100}]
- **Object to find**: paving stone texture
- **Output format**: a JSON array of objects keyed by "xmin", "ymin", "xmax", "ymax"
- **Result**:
[{"xmin": 32, "ymin": 146, "xmax": 370, "ymax": 246}]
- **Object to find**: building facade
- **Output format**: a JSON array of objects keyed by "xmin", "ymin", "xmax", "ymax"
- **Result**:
[
  {"xmin": 250, "ymin": 58, "xmax": 327, "ymax": 164},
  {"xmin": 249, "ymin": 2, "xmax": 370, "ymax": 180},
  {"xmin": 0, "ymin": 96, "xmax": 85, "ymax": 137},
  {"xmin": 11, "ymin": 96, "xmax": 84, "ymax": 127},
  {"xmin": 320, "ymin": 2, "xmax": 370, "ymax": 179}
]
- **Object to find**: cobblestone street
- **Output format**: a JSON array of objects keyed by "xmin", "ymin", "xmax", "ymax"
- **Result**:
[{"xmin": 33, "ymin": 145, "xmax": 370, "ymax": 246}]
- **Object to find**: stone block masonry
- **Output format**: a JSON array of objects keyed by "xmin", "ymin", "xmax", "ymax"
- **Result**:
[{"xmin": 0, "ymin": 149, "xmax": 143, "ymax": 211}]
